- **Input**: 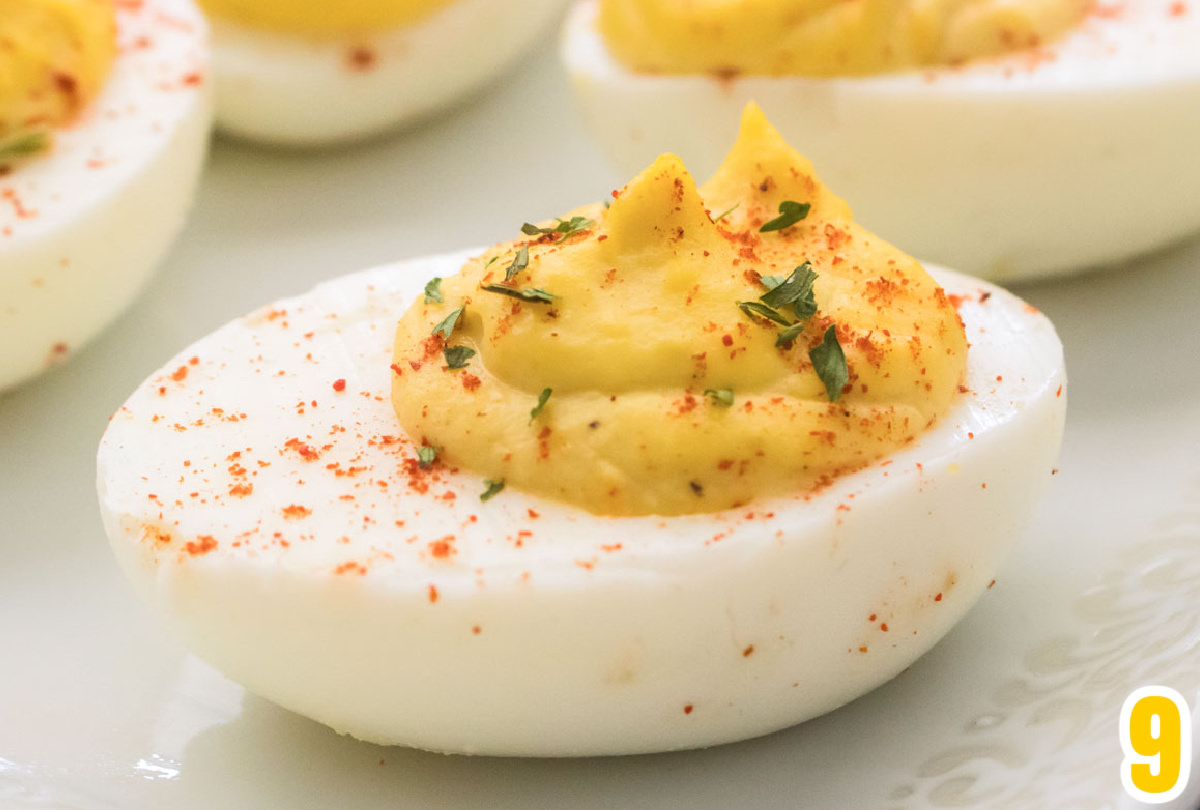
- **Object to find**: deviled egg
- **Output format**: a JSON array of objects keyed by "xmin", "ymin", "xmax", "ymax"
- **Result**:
[
  {"xmin": 0, "ymin": 0, "xmax": 211, "ymax": 392},
  {"xmin": 201, "ymin": 0, "xmax": 570, "ymax": 145},
  {"xmin": 98, "ymin": 105, "xmax": 1065, "ymax": 755},
  {"xmin": 563, "ymin": 0, "xmax": 1200, "ymax": 280}
]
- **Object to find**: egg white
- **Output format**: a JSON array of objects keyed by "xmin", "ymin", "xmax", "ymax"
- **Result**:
[
  {"xmin": 562, "ymin": 0, "xmax": 1200, "ymax": 281},
  {"xmin": 211, "ymin": 0, "xmax": 568, "ymax": 146},
  {"xmin": 0, "ymin": 0, "xmax": 211, "ymax": 393},
  {"xmin": 97, "ymin": 249, "xmax": 1065, "ymax": 756}
]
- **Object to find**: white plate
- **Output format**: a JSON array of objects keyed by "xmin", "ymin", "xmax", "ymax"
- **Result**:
[{"xmin": 2, "ymin": 41, "xmax": 1200, "ymax": 810}]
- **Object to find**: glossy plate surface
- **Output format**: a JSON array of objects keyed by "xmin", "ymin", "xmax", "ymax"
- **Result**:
[{"xmin": 2, "ymin": 39, "xmax": 1199, "ymax": 810}]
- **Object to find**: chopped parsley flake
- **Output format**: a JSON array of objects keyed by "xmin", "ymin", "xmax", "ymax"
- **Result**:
[
  {"xmin": 810, "ymin": 325, "xmax": 849, "ymax": 402},
  {"xmin": 775, "ymin": 322, "xmax": 806, "ymax": 347},
  {"xmin": 432, "ymin": 306, "xmax": 464, "ymax": 340},
  {"xmin": 713, "ymin": 203, "xmax": 740, "ymax": 223},
  {"xmin": 737, "ymin": 301, "xmax": 791, "ymax": 326},
  {"xmin": 417, "ymin": 446, "xmax": 437, "ymax": 468},
  {"xmin": 0, "ymin": 130, "xmax": 51, "ymax": 164},
  {"xmin": 521, "ymin": 216, "xmax": 595, "ymax": 243},
  {"xmin": 504, "ymin": 245, "xmax": 530, "ymax": 282},
  {"xmin": 443, "ymin": 345, "xmax": 475, "ymax": 370},
  {"xmin": 530, "ymin": 388, "xmax": 552, "ymax": 423},
  {"xmin": 704, "ymin": 388, "xmax": 734, "ymax": 407},
  {"xmin": 760, "ymin": 262, "xmax": 818, "ymax": 321},
  {"xmin": 423, "ymin": 277, "xmax": 444, "ymax": 304},
  {"xmin": 760, "ymin": 200, "xmax": 811, "ymax": 233},
  {"xmin": 481, "ymin": 283, "xmax": 557, "ymax": 304},
  {"xmin": 480, "ymin": 479, "xmax": 505, "ymax": 501},
  {"xmin": 739, "ymin": 263, "xmax": 820, "ymax": 346}
]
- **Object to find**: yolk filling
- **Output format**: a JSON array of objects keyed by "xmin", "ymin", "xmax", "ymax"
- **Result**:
[
  {"xmin": 390, "ymin": 103, "xmax": 968, "ymax": 516},
  {"xmin": 596, "ymin": 0, "xmax": 1093, "ymax": 77},
  {"xmin": 196, "ymin": 0, "xmax": 457, "ymax": 35},
  {"xmin": 0, "ymin": 0, "xmax": 117, "ymax": 147}
]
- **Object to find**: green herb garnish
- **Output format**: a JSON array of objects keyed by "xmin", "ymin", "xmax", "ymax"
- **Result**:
[
  {"xmin": 0, "ymin": 130, "xmax": 51, "ymax": 164},
  {"xmin": 480, "ymin": 479, "xmax": 505, "ymax": 502},
  {"xmin": 423, "ymin": 277, "xmax": 444, "ymax": 304},
  {"xmin": 530, "ymin": 388, "xmax": 552, "ymax": 423},
  {"xmin": 760, "ymin": 200, "xmax": 811, "ymax": 233},
  {"xmin": 809, "ymin": 325, "xmax": 849, "ymax": 402},
  {"xmin": 737, "ymin": 301, "xmax": 791, "ymax": 326},
  {"xmin": 713, "ymin": 202, "xmax": 740, "ymax": 223},
  {"xmin": 521, "ymin": 216, "xmax": 595, "ymax": 243},
  {"xmin": 704, "ymin": 389, "xmax": 734, "ymax": 407},
  {"xmin": 432, "ymin": 305, "xmax": 464, "ymax": 340},
  {"xmin": 417, "ymin": 446, "xmax": 437, "ymax": 468},
  {"xmin": 504, "ymin": 245, "xmax": 530, "ymax": 282},
  {"xmin": 481, "ymin": 283, "xmax": 557, "ymax": 304},
  {"xmin": 760, "ymin": 261, "xmax": 818, "ymax": 321},
  {"xmin": 443, "ymin": 345, "xmax": 475, "ymax": 370},
  {"xmin": 740, "ymin": 263, "xmax": 820, "ymax": 346},
  {"xmin": 775, "ymin": 322, "xmax": 806, "ymax": 347}
]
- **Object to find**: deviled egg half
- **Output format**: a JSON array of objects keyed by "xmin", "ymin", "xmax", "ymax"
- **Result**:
[
  {"xmin": 563, "ymin": 0, "xmax": 1200, "ymax": 281},
  {"xmin": 0, "ymin": 0, "xmax": 211, "ymax": 392},
  {"xmin": 99, "ymin": 105, "xmax": 1065, "ymax": 755},
  {"xmin": 200, "ymin": 0, "xmax": 570, "ymax": 145}
]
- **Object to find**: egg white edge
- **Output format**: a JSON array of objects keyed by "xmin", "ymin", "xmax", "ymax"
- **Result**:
[
  {"xmin": 97, "ymin": 247, "xmax": 1066, "ymax": 756},
  {"xmin": 210, "ymin": 0, "xmax": 569, "ymax": 145},
  {"xmin": 0, "ymin": 0, "xmax": 213, "ymax": 392},
  {"xmin": 560, "ymin": 0, "xmax": 1200, "ymax": 280}
]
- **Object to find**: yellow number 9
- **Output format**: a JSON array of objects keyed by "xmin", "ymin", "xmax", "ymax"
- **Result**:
[{"xmin": 1121, "ymin": 686, "xmax": 1192, "ymax": 804}]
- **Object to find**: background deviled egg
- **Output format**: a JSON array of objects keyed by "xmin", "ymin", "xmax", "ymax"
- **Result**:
[
  {"xmin": 562, "ymin": 0, "xmax": 1200, "ymax": 281},
  {"xmin": 202, "ymin": 0, "xmax": 571, "ymax": 146},
  {"xmin": 0, "ymin": 0, "xmax": 212, "ymax": 392}
]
